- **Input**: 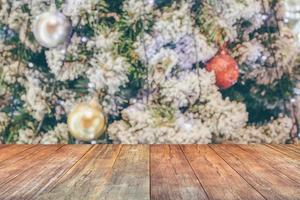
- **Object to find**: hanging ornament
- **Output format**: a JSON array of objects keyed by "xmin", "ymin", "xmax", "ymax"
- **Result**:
[
  {"xmin": 205, "ymin": 46, "xmax": 239, "ymax": 89},
  {"xmin": 67, "ymin": 99, "xmax": 106, "ymax": 142},
  {"xmin": 32, "ymin": 5, "xmax": 72, "ymax": 48}
]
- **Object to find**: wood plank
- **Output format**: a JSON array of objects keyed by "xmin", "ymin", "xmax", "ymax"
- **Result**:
[
  {"xmin": 0, "ymin": 145, "xmax": 34, "ymax": 163},
  {"xmin": 293, "ymin": 144, "xmax": 300, "ymax": 149},
  {"xmin": 97, "ymin": 145, "xmax": 149, "ymax": 200},
  {"xmin": 0, "ymin": 145, "xmax": 9, "ymax": 150},
  {"xmin": 38, "ymin": 145, "xmax": 150, "ymax": 200},
  {"xmin": 1, "ymin": 144, "xmax": 299, "ymax": 200},
  {"xmin": 239, "ymin": 145, "xmax": 300, "ymax": 183},
  {"xmin": 267, "ymin": 144, "xmax": 300, "ymax": 159},
  {"xmin": 270, "ymin": 144, "xmax": 300, "ymax": 155},
  {"xmin": 286, "ymin": 145, "xmax": 300, "ymax": 154},
  {"xmin": 36, "ymin": 145, "xmax": 122, "ymax": 200},
  {"xmin": 150, "ymin": 145, "xmax": 208, "ymax": 200},
  {"xmin": 0, "ymin": 145, "xmax": 63, "ymax": 187},
  {"xmin": 211, "ymin": 144, "xmax": 300, "ymax": 200},
  {"xmin": 0, "ymin": 145, "xmax": 91, "ymax": 200},
  {"xmin": 181, "ymin": 145, "xmax": 264, "ymax": 200}
]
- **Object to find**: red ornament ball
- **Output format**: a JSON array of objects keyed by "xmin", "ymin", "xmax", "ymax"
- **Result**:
[{"xmin": 205, "ymin": 48, "xmax": 239, "ymax": 89}]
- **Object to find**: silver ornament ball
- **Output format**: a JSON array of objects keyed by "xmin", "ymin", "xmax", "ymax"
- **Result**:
[{"xmin": 33, "ymin": 11, "xmax": 72, "ymax": 48}]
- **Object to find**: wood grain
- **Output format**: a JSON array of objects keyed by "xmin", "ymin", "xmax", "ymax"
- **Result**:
[
  {"xmin": 37, "ymin": 145, "xmax": 122, "ymax": 200},
  {"xmin": 211, "ymin": 144, "xmax": 300, "ymax": 200},
  {"xmin": 239, "ymin": 145, "xmax": 300, "ymax": 183},
  {"xmin": 0, "ymin": 144, "xmax": 299, "ymax": 200},
  {"xmin": 96, "ymin": 145, "xmax": 149, "ymax": 200},
  {"xmin": 0, "ymin": 145, "xmax": 63, "ymax": 187},
  {"xmin": 267, "ymin": 144, "xmax": 300, "ymax": 159},
  {"xmin": 181, "ymin": 145, "xmax": 264, "ymax": 200},
  {"xmin": 286, "ymin": 145, "xmax": 300, "ymax": 154},
  {"xmin": 0, "ymin": 145, "xmax": 91, "ymax": 200},
  {"xmin": 293, "ymin": 144, "xmax": 300, "ymax": 149},
  {"xmin": 150, "ymin": 145, "xmax": 208, "ymax": 200},
  {"xmin": 38, "ymin": 145, "xmax": 149, "ymax": 200},
  {"xmin": 269, "ymin": 144, "xmax": 300, "ymax": 155},
  {"xmin": 0, "ymin": 145, "xmax": 34, "ymax": 163}
]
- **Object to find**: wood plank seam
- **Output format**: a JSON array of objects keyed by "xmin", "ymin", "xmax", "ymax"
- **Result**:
[
  {"xmin": 0, "ymin": 145, "xmax": 66, "ymax": 188},
  {"xmin": 44, "ymin": 145, "xmax": 97, "ymax": 194},
  {"xmin": 208, "ymin": 145, "xmax": 267, "ymax": 200},
  {"xmin": 41, "ymin": 145, "xmax": 123, "ymax": 199},
  {"xmin": 1, "ymin": 145, "xmax": 93, "ymax": 200},
  {"xmin": 266, "ymin": 144, "xmax": 299, "ymax": 155},
  {"xmin": 181, "ymin": 145, "xmax": 266, "ymax": 199},
  {"xmin": 282, "ymin": 145, "xmax": 300, "ymax": 154},
  {"xmin": 0, "ymin": 145, "xmax": 65, "ymax": 185},
  {"xmin": 236, "ymin": 145, "xmax": 300, "ymax": 184},
  {"xmin": 238, "ymin": 145, "xmax": 300, "ymax": 185},
  {"xmin": 151, "ymin": 145, "xmax": 208, "ymax": 200},
  {"xmin": 34, "ymin": 145, "xmax": 124, "ymax": 200},
  {"xmin": 266, "ymin": 144, "xmax": 300, "ymax": 159},
  {"xmin": 178, "ymin": 145, "xmax": 211, "ymax": 200},
  {"xmin": 276, "ymin": 145, "xmax": 300, "ymax": 155},
  {"xmin": 265, "ymin": 145, "xmax": 298, "ymax": 157},
  {"xmin": 109, "ymin": 144, "xmax": 123, "ymax": 170},
  {"xmin": 0, "ymin": 145, "xmax": 299, "ymax": 200},
  {"xmin": 95, "ymin": 145, "xmax": 149, "ymax": 200}
]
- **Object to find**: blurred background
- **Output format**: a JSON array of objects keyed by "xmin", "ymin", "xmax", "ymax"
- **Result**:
[{"xmin": 0, "ymin": 0, "xmax": 300, "ymax": 144}]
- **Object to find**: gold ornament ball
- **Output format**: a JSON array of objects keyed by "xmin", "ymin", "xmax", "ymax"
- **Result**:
[
  {"xmin": 33, "ymin": 11, "xmax": 72, "ymax": 48},
  {"xmin": 67, "ymin": 102, "xmax": 106, "ymax": 141}
]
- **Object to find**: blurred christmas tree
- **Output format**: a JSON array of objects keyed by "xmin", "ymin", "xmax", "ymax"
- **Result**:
[{"xmin": 0, "ymin": 0, "xmax": 299, "ymax": 144}]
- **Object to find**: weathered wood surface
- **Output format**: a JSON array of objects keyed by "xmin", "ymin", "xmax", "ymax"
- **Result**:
[
  {"xmin": 0, "ymin": 144, "xmax": 299, "ymax": 200},
  {"xmin": 150, "ymin": 145, "xmax": 208, "ymax": 200},
  {"xmin": 211, "ymin": 145, "xmax": 300, "ymax": 200},
  {"xmin": 181, "ymin": 145, "xmax": 265, "ymax": 200}
]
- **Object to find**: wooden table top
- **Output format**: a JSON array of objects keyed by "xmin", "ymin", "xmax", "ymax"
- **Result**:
[{"xmin": 0, "ymin": 144, "xmax": 299, "ymax": 200}]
